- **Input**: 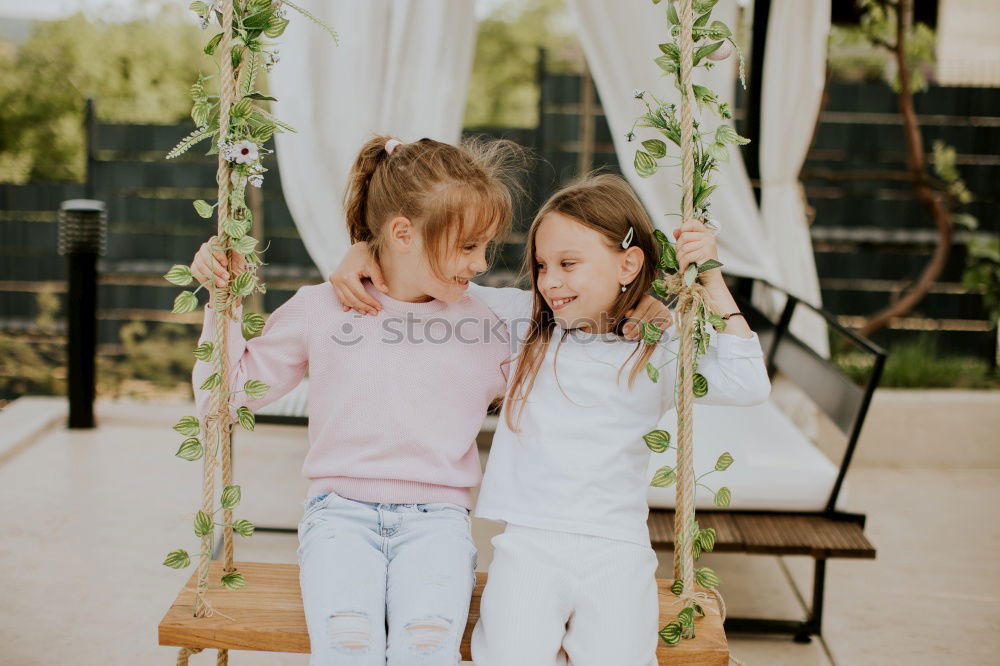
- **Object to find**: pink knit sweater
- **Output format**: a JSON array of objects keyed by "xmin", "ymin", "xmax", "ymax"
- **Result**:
[{"xmin": 192, "ymin": 282, "xmax": 510, "ymax": 508}]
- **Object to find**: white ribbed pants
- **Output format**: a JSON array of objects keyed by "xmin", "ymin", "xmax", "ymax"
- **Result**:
[{"xmin": 471, "ymin": 524, "xmax": 659, "ymax": 666}]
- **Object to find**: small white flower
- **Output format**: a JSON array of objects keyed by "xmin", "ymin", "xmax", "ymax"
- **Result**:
[
  {"xmin": 231, "ymin": 140, "xmax": 259, "ymax": 165},
  {"xmin": 198, "ymin": 2, "xmax": 218, "ymax": 29},
  {"xmin": 249, "ymin": 174, "xmax": 264, "ymax": 188},
  {"xmin": 633, "ymin": 89, "xmax": 645, "ymax": 99},
  {"xmin": 704, "ymin": 218, "xmax": 721, "ymax": 236}
]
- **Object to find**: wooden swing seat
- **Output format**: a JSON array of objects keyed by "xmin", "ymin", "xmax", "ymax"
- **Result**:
[{"xmin": 159, "ymin": 561, "xmax": 729, "ymax": 664}]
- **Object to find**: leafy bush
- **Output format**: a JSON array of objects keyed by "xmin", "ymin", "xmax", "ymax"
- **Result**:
[
  {"xmin": 834, "ymin": 335, "xmax": 999, "ymax": 389},
  {"xmin": 0, "ymin": 290, "xmax": 198, "ymax": 401}
]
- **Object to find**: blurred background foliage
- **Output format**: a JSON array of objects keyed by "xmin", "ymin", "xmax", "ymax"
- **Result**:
[
  {"xmin": 0, "ymin": 5, "xmax": 210, "ymax": 183},
  {"xmin": 0, "ymin": 0, "xmax": 577, "ymax": 184},
  {"xmin": 833, "ymin": 334, "xmax": 998, "ymax": 390},
  {"xmin": 0, "ymin": 0, "xmax": 950, "ymax": 179},
  {"xmin": 0, "ymin": 290, "xmax": 201, "ymax": 400},
  {"xmin": 463, "ymin": 0, "xmax": 576, "ymax": 128}
]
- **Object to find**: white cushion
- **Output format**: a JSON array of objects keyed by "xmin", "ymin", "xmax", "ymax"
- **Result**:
[
  {"xmin": 260, "ymin": 381, "xmax": 846, "ymax": 512},
  {"xmin": 646, "ymin": 400, "xmax": 848, "ymax": 512}
]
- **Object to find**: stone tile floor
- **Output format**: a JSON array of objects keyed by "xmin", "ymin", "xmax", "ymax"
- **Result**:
[{"xmin": 1, "ymin": 397, "xmax": 997, "ymax": 665}]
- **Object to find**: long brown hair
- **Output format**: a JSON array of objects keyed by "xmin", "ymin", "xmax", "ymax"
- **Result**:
[
  {"xmin": 343, "ymin": 135, "xmax": 524, "ymax": 280},
  {"xmin": 504, "ymin": 173, "xmax": 661, "ymax": 431}
]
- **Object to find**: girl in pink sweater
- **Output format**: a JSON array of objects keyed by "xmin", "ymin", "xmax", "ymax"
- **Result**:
[{"xmin": 190, "ymin": 135, "xmax": 519, "ymax": 665}]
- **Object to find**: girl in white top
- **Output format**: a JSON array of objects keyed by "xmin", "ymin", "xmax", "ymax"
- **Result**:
[
  {"xmin": 329, "ymin": 173, "xmax": 769, "ymax": 664},
  {"xmin": 467, "ymin": 174, "xmax": 771, "ymax": 666}
]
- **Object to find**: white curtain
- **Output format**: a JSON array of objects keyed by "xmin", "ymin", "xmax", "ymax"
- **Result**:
[
  {"xmin": 567, "ymin": 0, "xmax": 779, "ymax": 283},
  {"xmin": 570, "ymin": 0, "xmax": 831, "ymax": 354},
  {"xmin": 758, "ymin": 0, "xmax": 831, "ymax": 355},
  {"xmin": 270, "ymin": 0, "xmax": 477, "ymax": 277}
]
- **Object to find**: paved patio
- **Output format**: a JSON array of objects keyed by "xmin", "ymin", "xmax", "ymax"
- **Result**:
[{"xmin": 1, "ymin": 394, "xmax": 998, "ymax": 665}]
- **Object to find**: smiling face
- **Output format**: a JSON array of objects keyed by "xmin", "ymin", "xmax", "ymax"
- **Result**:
[
  {"xmin": 504, "ymin": 174, "xmax": 659, "ymax": 432},
  {"xmin": 420, "ymin": 221, "xmax": 497, "ymax": 304},
  {"xmin": 534, "ymin": 211, "xmax": 639, "ymax": 332},
  {"xmin": 390, "ymin": 215, "xmax": 497, "ymax": 305}
]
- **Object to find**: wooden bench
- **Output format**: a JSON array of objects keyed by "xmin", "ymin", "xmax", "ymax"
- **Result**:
[
  {"xmin": 160, "ymin": 561, "xmax": 730, "ymax": 663},
  {"xmin": 644, "ymin": 279, "xmax": 885, "ymax": 643}
]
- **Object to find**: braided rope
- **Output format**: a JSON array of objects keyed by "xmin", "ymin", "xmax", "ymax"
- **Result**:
[
  {"xmin": 673, "ymin": 0, "xmax": 698, "ymax": 601},
  {"xmin": 173, "ymin": 644, "xmax": 233, "ymax": 666},
  {"xmin": 660, "ymin": 270, "xmax": 712, "ymax": 595},
  {"xmin": 672, "ymin": 4, "xmax": 743, "ymax": 664},
  {"xmin": 175, "ymin": 647, "xmax": 202, "ymax": 665},
  {"xmin": 216, "ymin": 0, "xmax": 242, "ymax": 579},
  {"xmin": 183, "ymin": 3, "xmax": 239, "ymax": 665},
  {"xmin": 214, "ymin": 0, "xmax": 240, "ymax": 571},
  {"xmin": 188, "ymin": 7, "xmax": 239, "ymax": 666}
]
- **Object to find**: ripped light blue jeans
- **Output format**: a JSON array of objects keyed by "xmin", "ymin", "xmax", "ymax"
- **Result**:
[{"xmin": 297, "ymin": 491, "xmax": 477, "ymax": 665}]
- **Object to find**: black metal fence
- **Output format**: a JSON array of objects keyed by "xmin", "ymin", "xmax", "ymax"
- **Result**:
[{"xmin": 0, "ymin": 80, "xmax": 997, "ymax": 400}]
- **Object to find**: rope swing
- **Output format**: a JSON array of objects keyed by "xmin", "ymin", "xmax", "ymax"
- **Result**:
[
  {"xmin": 162, "ymin": 0, "xmax": 747, "ymax": 663},
  {"xmin": 675, "ymin": 0, "xmax": 705, "ymax": 603},
  {"xmin": 632, "ymin": 1, "xmax": 749, "ymax": 662},
  {"xmin": 183, "ymin": 0, "xmax": 238, "ymax": 661},
  {"xmin": 163, "ymin": 0, "xmax": 340, "ymax": 661},
  {"xmin": 668, "ymin": 5, "xmax": 743, "ymax": 664}
]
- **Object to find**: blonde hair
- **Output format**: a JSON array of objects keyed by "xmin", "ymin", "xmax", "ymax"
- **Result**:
[
  {"xmin": 343, "ymin": 135, "xmax": 524, "ymax": 280},
  {"xmin": 504, "ymin": 173, "xmax": 661, "ymax": 432}
]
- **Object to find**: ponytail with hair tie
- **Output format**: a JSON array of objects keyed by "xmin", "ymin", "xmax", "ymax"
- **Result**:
[
  {"xmin": 342, "ymin": 133, "xmax": 525, "ymax": 272},
  {"xmin": 343, "ymin": 135, "xmax": 395, "ymax": 244},
  {"xmin": 384, "ymin": 138, "xmax": 402, "ymax": 155}
]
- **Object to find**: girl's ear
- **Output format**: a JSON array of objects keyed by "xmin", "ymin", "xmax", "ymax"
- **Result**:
[
  {"xmin": 619, "ymin": 246, "xmax": 645, "ymax": 286},
  {"xmin": 386, "ymin": 216, "xmax": 415, "ymax": 252}
]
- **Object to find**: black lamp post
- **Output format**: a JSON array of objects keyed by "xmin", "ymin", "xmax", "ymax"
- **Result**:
[{"xmin": 58, "ymin": 199, "xmax": 107, "ymax": 429}]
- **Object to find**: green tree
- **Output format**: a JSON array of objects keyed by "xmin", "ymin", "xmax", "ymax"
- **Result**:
[
  {"xmin": 0, "ymin": 7, "xmax": 214, "ymax": 183},
  {"xmin": 464, "ymin": 0, "xmax": 577, "ymax": 128}
]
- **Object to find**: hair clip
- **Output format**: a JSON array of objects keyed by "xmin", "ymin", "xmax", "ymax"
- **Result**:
[
  {"xmin": 384, "ymin": 138, "xmax": 403, "ymax": 155},
  {"xmin": 621, "ymin": 226, "xmax": 634, "ymax": 250}
]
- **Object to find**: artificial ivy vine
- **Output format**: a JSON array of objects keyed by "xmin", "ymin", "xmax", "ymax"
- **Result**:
[
  {"xmin": 159, "ymin": 0, "xmax": 335, "ymax": 597},
  {"xmin": 629, "ymin": 0, "xmax": 749, "ymax": 647}
]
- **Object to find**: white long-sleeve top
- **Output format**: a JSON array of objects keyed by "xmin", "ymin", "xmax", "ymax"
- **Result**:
[{"xmin": 469, "ymin": 283, "xmax": 771, "ymax": 546}]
